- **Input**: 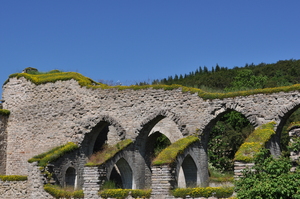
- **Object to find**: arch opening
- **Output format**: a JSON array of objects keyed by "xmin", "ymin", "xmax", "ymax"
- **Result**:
[
  {"xmin": 65, "ymin": 167, "xmax": 77, "ymax": 190},
  {"xmin": 178, "ymin": 155, "xmax": 197, "ymax": 188},
  {"xmin": 109, "ymin": 158, "xmax": 133, "ymax": 189},
  {"xmin": 204, "ymin": 110, "xmax": 254, "ymax": 173}
]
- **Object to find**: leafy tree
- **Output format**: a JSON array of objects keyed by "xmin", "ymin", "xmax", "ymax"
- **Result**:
[
  {"xmin": 225, "ymin": 69, "xmax": 268, "ymax": 91},
  {"xmin": 209, "ymin": 111, "xmax": 253, "ymax": 172},
  {"xmin": 235, "ymin": 148, "xmax": 300, "ymax": 199}
]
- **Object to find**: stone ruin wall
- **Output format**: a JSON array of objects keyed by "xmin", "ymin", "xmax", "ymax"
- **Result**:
[{"xmin": 3, "ymin": 77, "xmax": 300, "ymax": 176}]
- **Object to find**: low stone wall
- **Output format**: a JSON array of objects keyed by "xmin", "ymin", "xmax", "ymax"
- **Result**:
[{"xmin": 0, "ymin": 180, "xmax": 29, "ymax": 199}]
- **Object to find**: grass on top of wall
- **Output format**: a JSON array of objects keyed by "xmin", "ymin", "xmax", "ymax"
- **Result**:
[
  {"xmin": 86, "ymin": 139, "xmax": 133, "ymax": 167},
  {"xmin": 6, "ymin": 70, "xmax": 300, "ymax": 100},
  {"xmin": 234, "ymin": 121, "xmax": 276, "ymax": 163},
  {"xmin": 0, "ymin": 109, "xmax": 10, "ymax": 116},
  {"xmin": 0, "ymin": 175, "xmax": 27, "ymax": 181},
  {"xmin": 152, "ymin": 136, "xmax": 199, "ymax": 166},
  {"xmin": 28, "ymin": 142, "xmax": 79, "ymax": 167},
  {"xmin": 44, "ymin": 184, "xmax": 84, "ymax": 199}
]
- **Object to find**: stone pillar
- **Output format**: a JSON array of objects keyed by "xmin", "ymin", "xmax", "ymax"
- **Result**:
[
  {"xmin": 151, "ymin": 165, "xmax": 175, "ymax": 198},
  {"xmin": 83, "ymin": 166, "xmax": 100, "ymax": 199},
  {"xmin": 234, "ymin": 161, "xmax": 254, "ymax": 178}
]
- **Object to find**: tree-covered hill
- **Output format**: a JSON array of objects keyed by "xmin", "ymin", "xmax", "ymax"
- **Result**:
[{"xmin": 152, "ymin": 59, "xmax": 300, "ymax": 91}]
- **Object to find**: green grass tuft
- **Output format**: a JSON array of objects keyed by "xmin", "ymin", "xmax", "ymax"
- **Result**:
[
  {"xmin": 28, "ymin": 142, "xmax": 79, "ymax": 167},
  {"xmin": 0, "ymin": 175, "xmax": 27, "ymax": 181},
  {"xmin": 86, "ymin": 139, "xmax": 132, "ymax": 167},
  {"xmin": 0, "ymin": 109, "xmax": 10, "ymax": 116},
  {"xmin": 234, "ymin": 121, "xmax": 276, "ymax": 162},
  {"xmin": 44, "ymin": 184, "xmax": 84, "ymax": 199},
  {"xmin": 152, "ymin": 136, "xmax": 199, "ymax": 166}
]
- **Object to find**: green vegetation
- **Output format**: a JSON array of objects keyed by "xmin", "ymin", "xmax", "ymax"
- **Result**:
[
  {"xmin": 235, "ymin": 148, "xmax": 300, "ymax": 199},
  {"xmin": 208, "ymin": 163, "xmax": 234, "ymax": 183},
  {"xmin": 99, "ymin": 189, "xmax": 151, "ymax": 199},
  {"xmin": 209, "ymin": 111, "xmax": 253, "ymax": 172},
  {"xmin": 152, "ymin": 136, "xmax": 199, "ymax": 166},
  {"xmin": 28, "ymin": 142, "xmax": 79, "ymax": 167},
  {"xmin": 153, "ymin": 134, "xmax": 171, "ymax": 157},
  {"xmin": 0, "ymin": 109, "xmax": 10, "ymax": 116},
  {"xmin": 44, "ymin": 184, "xmax": 84, "ymax": 199},
  {"xmin": 172, "ymin": 186, "xmax": 234, "ymax": 198},
  {"xmin": 235, "ymin": 122, "xmax": 276, "ymax": 162},
  {"xmin": 86, "ymin": 139, "xmax": 132, "ymax": 166},
  {"xmin": 0, "ymin": 175, "xmax": 27, "ymax": 181},
  {"xmin": 153, "ymin": 59, "xmax": 300, "ymax": 91}
]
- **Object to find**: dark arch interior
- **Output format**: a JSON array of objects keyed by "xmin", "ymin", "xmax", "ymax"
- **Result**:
[
  {"xmin": 181, "ymin": 155, "xmax": 197, "ymax": 187},
  {"xmin": 65, "ymin": 167, "xmax": 76, "ymax": 188},
  {"xmin": 93, "ymin": 124, "xmax": 109, "ymax": 153},
  {"xmin": 109, "ymin": 158, "xmax": 133, "ymax": 189}
]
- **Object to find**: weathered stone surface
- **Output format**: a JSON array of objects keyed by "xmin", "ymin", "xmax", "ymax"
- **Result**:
[{"xmin": 1, "ymin": 76, "xmax": 300, "ymax": 198}]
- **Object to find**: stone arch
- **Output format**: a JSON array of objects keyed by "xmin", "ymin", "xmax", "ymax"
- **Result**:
[
  {"xmin": 201, "ymin": 108, "xmax": 257, "ymax": 151},
  {"xmin": 107, "ymin": 158, "xmax": 133, "ymax": 189},
  {"xmin": 178, "ymin": 155, "xmax": 198, "ymax": 188},
  {"xmin": 65, "ymin": 167, "xmax": 77, "ymax": 189},
  {"xmin": 81, "ymin": 115, "xmax": 126, "ymax": 157},
  {"xmin": 274, "ymin": 103, "xmax": 300, "ymax": 156}
]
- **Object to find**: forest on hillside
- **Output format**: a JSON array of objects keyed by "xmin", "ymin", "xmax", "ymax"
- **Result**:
[{"xmin": 149, "ymin": 59, "xmax": 300, "ymax": 92}]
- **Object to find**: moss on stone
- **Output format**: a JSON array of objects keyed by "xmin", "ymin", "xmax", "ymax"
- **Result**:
[
  {"xmin": 287, "ymin": 121, "xmax": 300, "ymax": 131},
  {"xmin": 99, "ymin": 189, "xmax": 151, "ymax": 199},
  {"xmin": 44, "ymin": 184, "xmax": 84, "ymax": 198},
  {"xmin": 6, "ymin": 70, "xmax": 300, "ymax": 100},
  {"xmin": 0, "ymin": 109, "xmax": 10, "ymax": 116},
  {"xmin": 86, "ymin": 139, "xmax": 133, "ymax": 167},
  {"xmin": 28, "ymin": 142, "xmax": 79, "ymax": 167},
  {"xmin": 0, "ymin": 175, "xmax": 27, "ymax": 181},
  {"xmin": 152, "ymin": 136, "xmax": 199, "ymax": 166},
  {"xmin": 234, "ymin": 122, "xmax": 276, "ymax": 162}
]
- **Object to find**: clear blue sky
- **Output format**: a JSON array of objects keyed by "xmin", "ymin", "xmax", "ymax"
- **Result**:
[{"xmin": 1, "ymin": 1, "xmax": 300, "ymax": 96}]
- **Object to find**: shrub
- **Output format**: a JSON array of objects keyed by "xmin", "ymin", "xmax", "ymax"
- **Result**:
[
  {"xmin": 172, "ymin": 186, "xmax": 234, "ymax": 198},
  {"xmin": 152, "ymin": 136, "xmax": 199, "ymax": 166},
  {"xmin": 235, "ymin": 148, "xmax": 300, "ymax": 199},
  {"xmin": 99, "ymin": 189, "xmax": 151, "ymax": 199}
]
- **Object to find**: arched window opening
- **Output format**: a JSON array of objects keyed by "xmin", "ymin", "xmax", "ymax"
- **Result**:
[
  {"xmin": 109, "ymin": 158, "xmax": 133, "ymax": 189},
  {"xmin": 65, "ymin": 167, "xmax": 77, "ymax": 189},
  {"xmin": 93, "ymin": 124, "xmax": 109, "ymax": 153},
  {"xmin": 146, "ymin": 132, "xmax": 171, "ymax": 162},
  {"xmin": 178, "ymin": 155, "xmax": 197, "ymax": 188},
  {"xmin": 208, "ymin": 110, "xmax": 253, "ymax": 173}
]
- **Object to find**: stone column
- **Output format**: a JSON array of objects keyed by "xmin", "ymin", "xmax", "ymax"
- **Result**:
[
  {"xmin": 83, "ymin": 166, "xmax": 100, "ymax": 199},
  {"xmin": 151, "ymin": 165, "xmax": 175, "ymax": 198}
]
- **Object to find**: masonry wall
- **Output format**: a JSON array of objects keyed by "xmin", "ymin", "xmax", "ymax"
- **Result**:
[
  {"xmin": 3, "ymin": 76, "xmax": 300, "ymax": 176},
  {"xmin": 0, "ymin": 114, "xmax": 8, "ymax": 175}
]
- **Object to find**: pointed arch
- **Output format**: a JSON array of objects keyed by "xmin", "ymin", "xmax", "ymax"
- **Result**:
[
  {"xmin": 178, "ymin": 155, "xmax": 197, "ymax": 188},
  {"xmin": 65, "ymin": 167, "xmax": 77, "ymax": 189},
  {"xmin": 109, "ymin": 158, "xmax": 133, "ymax": 189},
  {"xmin": 81, "ymin": 115, "xmax": 126, "ymax": 156}
]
